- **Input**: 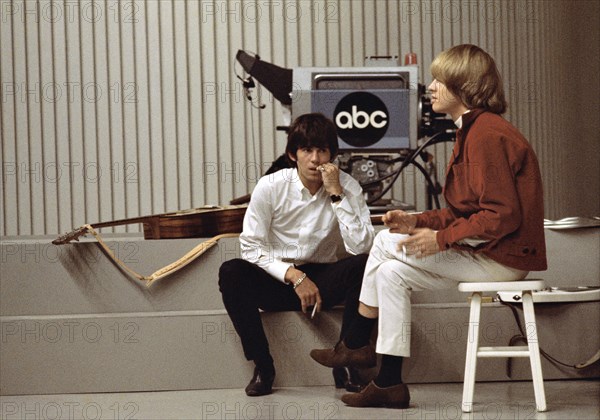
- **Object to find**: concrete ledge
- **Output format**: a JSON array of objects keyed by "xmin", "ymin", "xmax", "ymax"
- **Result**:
[
  {"xmin": 1, "ymin": 302, "xmax": 599, "ymax": 396},
  {"xmin": 0, "ymin": 237, "xmax": 240, "ymax": 317},
  {"xmin": 0, "ymin": 309, "xmax": 342, "ymax": 396}
]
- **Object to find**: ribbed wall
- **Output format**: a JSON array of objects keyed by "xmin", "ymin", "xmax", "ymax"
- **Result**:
[{"xmin": 1, "ymin": 0, "xmax": 597, "ymax": 236}]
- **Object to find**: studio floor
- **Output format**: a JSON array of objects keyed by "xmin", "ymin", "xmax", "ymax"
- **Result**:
[{"xmin": 1, "ymin": 379, "xmax": 598, "ymax": 419}]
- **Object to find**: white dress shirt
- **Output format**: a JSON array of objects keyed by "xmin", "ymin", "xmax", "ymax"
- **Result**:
[{"xmin": 240, "ymin": 168, "xmax": 375, "ymax": 283}]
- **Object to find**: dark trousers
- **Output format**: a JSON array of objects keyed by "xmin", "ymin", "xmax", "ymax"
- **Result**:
[{"xmin": 218, "ymin": 254, "xmax": 369, "ymax": 364}]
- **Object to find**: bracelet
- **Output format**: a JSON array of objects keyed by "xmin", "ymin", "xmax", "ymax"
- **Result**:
[{"xmin": 292, "ymin": 272, "xmax": 307, "ymax": 289}]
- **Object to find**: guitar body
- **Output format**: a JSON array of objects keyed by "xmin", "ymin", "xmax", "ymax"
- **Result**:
[{"xmin": 142, "ymin": 206, "xmax": 247, "ymax": 239}]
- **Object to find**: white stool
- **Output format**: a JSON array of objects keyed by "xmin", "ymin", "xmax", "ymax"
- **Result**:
[{"xmin": 458, "ymin": 280, "xmax": 547, "ymax": 413}]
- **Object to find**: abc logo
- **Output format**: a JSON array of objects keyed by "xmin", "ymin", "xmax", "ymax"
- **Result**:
[{"xmin": 333, "ymin": 92, "xmax": 389, "ymax": 148}]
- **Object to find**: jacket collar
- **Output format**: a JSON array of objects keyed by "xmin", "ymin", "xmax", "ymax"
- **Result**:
[
  {"xmin": 450, "ymin": 108, "xmax": 486, "ymax": 163},
  {"xmin": 460, "ymin": 108, "xmax": 485, "ymax": 131}
]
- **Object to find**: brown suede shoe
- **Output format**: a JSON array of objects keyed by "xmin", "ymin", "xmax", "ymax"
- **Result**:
[
  {"xmin": 341, "ymin": 381, "xmax": 410, "ymax": 408},
  {"xmin": 310, "ymin": 341, "xmax": 376, "ymax": 368}
]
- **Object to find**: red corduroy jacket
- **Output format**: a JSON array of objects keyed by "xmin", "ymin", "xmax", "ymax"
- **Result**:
[{"xmin": 416, "ymin": 109, "xmax": 547, "ymax": 272}]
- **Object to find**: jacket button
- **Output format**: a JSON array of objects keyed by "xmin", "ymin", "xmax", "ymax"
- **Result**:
[{"xmin": 522, "ymin": 247, "xmax": 529, "ymax": 254}]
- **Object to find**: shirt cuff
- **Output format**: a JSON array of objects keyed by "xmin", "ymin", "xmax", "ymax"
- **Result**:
[
  {"xmin": 436, "ymin": 230, "xmax": 452, "ymax": 250},
  {"xmin": 266, "ymin": 260, "xmax": 295, "ymax": 284}
]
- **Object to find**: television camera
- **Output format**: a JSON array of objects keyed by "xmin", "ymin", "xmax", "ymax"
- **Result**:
[{"xmin": 235, "ymin": 50, "xmax": 455, "ymax": 210}]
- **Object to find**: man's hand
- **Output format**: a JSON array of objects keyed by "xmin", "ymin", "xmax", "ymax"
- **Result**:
[
  {"xmin": 294, "ymin": 277, "xmax": 322, "ymax": 315},
  {"xmin": 382, "ymin": 210, "xmax": 417, "ymax": 234},
  {"xmin": 285, "ymin": 267, "xmax": 322, "ymax": 314},
  {"xmin": 397, "ymin": 228, "xmax": 440, "ymax": 258},
  {"xmin": 317, "ymin": 163, "xmax": 343, "ymax": 196}
]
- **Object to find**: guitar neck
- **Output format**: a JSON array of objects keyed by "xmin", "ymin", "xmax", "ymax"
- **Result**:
[
  {"xmin": 52, "ymin": 214, "xmax": 159, "ymax": 245},
  {"xmin": 90, "ymin": 214, "xmax": 156, "ymax": 230}
]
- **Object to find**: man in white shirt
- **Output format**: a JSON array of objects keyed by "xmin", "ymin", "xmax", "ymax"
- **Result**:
[{"xmin": 219, "ymin": 113, "xmax": 375, "ymax": 396}]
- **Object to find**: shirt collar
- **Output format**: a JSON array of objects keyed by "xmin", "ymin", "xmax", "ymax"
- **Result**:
[
  {"xmin": 454, "ymin": 109, "xmax": 472, "ymax": 129},
  {"xmin": 292, "ymin": 168, "xmax": 325, "ymax": 199},
  {"xmin": 459, "ymin": 108, "xmax": 485, "ymax": 131}
]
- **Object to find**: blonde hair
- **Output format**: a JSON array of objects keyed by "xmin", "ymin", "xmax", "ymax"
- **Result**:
[{"xmin": 430, "ymin": 44, "xmax": 507, "ymax": 114}]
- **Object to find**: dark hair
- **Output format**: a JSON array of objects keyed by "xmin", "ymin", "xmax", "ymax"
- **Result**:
[
  {"xmin": 431, "ymin": 44, "xmax": 507, "ymax": 114},
  {"xmin": 285, "ymin": 113, "xmax": 339, "ymax": 166}
]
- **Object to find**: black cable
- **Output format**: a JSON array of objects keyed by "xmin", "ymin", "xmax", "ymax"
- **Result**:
[
  {"xmin": 365, "ymin": 131, "xmax": 449, "ymax": 205},
  {"xmin": 497, "ymin": 296, "xmax": 581, "ymax": 377},
  {"xmin": 360, "ymin": 164, "xmax": 408, "ymax": 187},
  {"xmin": 410, "ymin": 159, "xmax": 441, "ymax": 209},
  {"xmin": 234, "ymin": 52, "xmax": 266, "ymax": 110}
]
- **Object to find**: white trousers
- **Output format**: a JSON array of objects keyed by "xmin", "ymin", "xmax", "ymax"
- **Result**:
[{"xmin": 359, "ymin": 229, "xmax": 528, "ymax": 357}]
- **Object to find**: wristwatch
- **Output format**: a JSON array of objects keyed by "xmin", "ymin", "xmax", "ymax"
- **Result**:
[{"xmin": 330, "ymin": 193, "xmax": 344, "ymax": 203}]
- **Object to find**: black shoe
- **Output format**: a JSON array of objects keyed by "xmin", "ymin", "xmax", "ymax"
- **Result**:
[
  {"xmin": 333, "ymin": 366, "xmax": 367, "ymax": 393},
  {"xmin": 245, "ymin": 367, "xmax": 275, "ymax": 397}
]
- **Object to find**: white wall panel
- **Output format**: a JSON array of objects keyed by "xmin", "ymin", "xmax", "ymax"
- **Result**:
[{"xmin": 1, "ymin": 0, "xmax": 598, "ymax": 236}]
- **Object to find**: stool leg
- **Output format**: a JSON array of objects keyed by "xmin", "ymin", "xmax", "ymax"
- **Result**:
[
  {"xmin": 522, "ymin": 291, "xmax": 547, "ymax": 412},
  {"xmin": 462, "ymin": 292, "xmax": 482, "ymax": 413}
]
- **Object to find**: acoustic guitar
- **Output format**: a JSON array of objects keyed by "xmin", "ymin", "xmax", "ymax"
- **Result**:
[{"xmin": 52, "ymin": 205, "xmax": 247, "ymax": 245}]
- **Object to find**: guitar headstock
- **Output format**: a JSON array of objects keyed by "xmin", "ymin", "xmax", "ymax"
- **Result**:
[{"xmin": 52, "ymin": 226, "xmax": 90, "ymax": 245}]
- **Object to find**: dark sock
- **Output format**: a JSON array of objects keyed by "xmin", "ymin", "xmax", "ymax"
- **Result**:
[
  {"xmin": 344, "ymin": 313, "xmax": 377, "ymax": 349},
  {"xmin": 374, "ymin": 354, "xmax": 403, "ymax": 388}
]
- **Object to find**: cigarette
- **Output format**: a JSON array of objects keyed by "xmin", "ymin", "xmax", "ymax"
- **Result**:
[
  {"xmin": 311, "ymin": 304, "xmax": 318, "ymax": 319},
  {"xmin": 317, "ymin": 165, "xmax": 325, "ymax": 172}
]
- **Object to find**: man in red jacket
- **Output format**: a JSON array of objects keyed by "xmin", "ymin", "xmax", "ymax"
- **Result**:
[{"xmin": 310, "ymin": 44, "xmax": 548, "ymax": 408}]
